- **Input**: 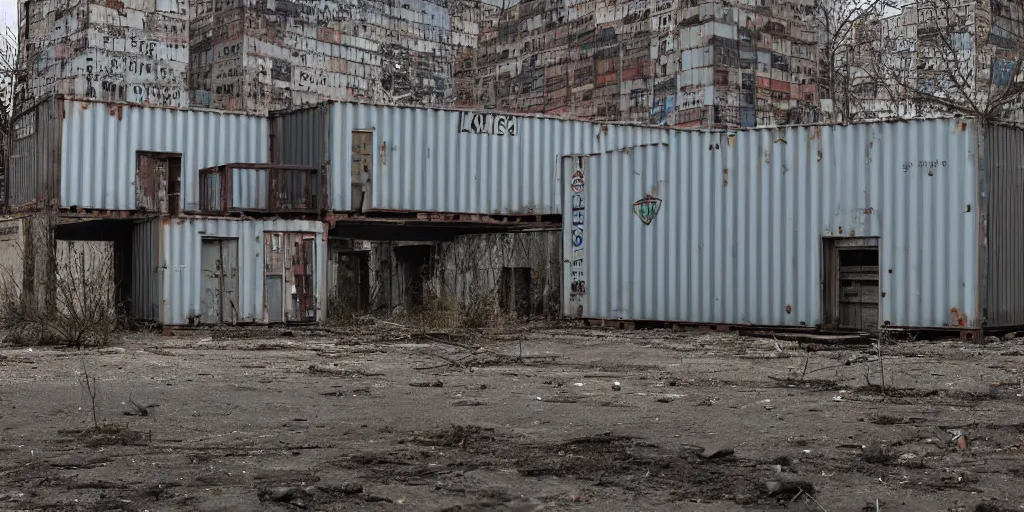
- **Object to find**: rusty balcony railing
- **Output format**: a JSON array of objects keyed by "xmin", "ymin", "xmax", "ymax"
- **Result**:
[{"xmin": 197, "ymin": 164, "xmax": 321, "ymax": 215}]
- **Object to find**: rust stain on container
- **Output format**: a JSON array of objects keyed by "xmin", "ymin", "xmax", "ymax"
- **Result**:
[
  {"xmin": 864, "ymin": 207, "xmax": 874, "ymax": 214},
  {"xmin": 950, "ymin": 307, "xmax": 967, "ymax": 326},
  {"xmin": 723, "ymin": 168, "xmax": 729, "ymax": 187},
  {"xmin": 838, "ymin": 226, "xmax": 843, "ymax": 234},
  {"xmin": 785, "ymin": 304, "xmax": 792, "ymax": 314}
]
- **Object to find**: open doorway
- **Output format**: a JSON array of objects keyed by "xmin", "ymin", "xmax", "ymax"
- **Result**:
[
  {"xmin": 336, "ymin": 251, "xmax": 371, "ymax": 313},
  {"xmin": 823, "ymin": 238, "xmax": 880, "ymax": 331},
  {"xmin": 395, "ymin": 245, "xmax": 432, "ymax": 309},
  {"xmin": 499, "ymin": 267, "xmax": 532, "ymax": 317}
]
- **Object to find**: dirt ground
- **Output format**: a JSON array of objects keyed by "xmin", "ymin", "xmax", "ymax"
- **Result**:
[{"xmin": 2, "ymin": 323, "xmax": 1024, "ymax": 512}]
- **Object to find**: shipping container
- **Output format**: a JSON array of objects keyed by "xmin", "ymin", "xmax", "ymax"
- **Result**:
[
  {"xmin": 273, "ymin": 102, "xmax": 670, "ymax": 215},
  {"xmin": 562, "ymin": 118, "xmax": 1024, "ymax": 333},
  {"xmin": 8, "ymin": 97, "xmax": 269, "ymax": 212},
  {"xmin": 132, "ymin": 217, "xmax": 326, "ymax": 326}
]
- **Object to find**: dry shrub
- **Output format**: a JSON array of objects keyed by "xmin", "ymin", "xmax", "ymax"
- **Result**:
[
  {"xmin": 0, "ymin": 240, "xmax": 118, "ymax": 348},
  {"xmin": 417, "ymin": 278, "xmax": 506, "ymax": 330}
]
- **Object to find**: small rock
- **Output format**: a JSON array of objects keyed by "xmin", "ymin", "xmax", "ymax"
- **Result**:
[
  {"xmin": 984, "ymin": 336, "xmax": 1000, "ymax": 344},
  {"xmin": 258, "ymin": 486, "xmax": 308, "ymax": 504},
  {"xmin": 656, "ymin": 396, "xmax": 674, "ymax": 403},
  {"xmin": 1003, "ymin": 332, "xmax": 1018, "ymax": 342},
  {"xmin": 862, "ymin": 443, "xmax": 890, "ymax": 463},
  {"xmin": 897, "ymin": 453, "xmax": 919, "ymax": 465},
  {"xmin": 698, "ymin": 445, "xmax": 735, "ymax": 459},
  {"xmin": 612, "ymin": 381, "xmax": 622, "ymax": 391},
  {"xmin": 99, "ymin": 347, "xmax": 126, "ymax": 355}
]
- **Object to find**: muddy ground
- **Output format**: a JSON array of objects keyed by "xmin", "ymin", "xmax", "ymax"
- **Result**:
[{"xmin": 2, "ymin": 324, "xmax": 1024, "ymax": 511}]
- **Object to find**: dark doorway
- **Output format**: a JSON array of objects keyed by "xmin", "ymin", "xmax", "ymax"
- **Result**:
[
  {"xmin": 337, "ymin": 251, "xmax": 371, "ymax": 313},
  {"xmin": 499, "ymin": 267, "xmax": 532, "ymax": 317},
  {"xmin": 823, "ymin": 238, "xmax": 880, "ymax": 331},
  {"xmin": 395, "ymin": 245, "xmax": 432, "ymax": 309}
]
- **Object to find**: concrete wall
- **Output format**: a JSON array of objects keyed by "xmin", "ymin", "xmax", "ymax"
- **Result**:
[
  {"xmin": 0, "ymin": 217, "xmax": 28, "ymax": 302},
  {"xmin": 326, "ymin": 230, "xmax": 561, "ymax": 318}
]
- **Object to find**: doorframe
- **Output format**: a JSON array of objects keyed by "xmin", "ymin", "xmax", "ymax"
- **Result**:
[
  {"xmin": 821, "ymin": 236, "xmax": 881, "ymax": 331},
  {"xmin": 199, "ymin": 236, "xmax": 239, "ymax": 325}
]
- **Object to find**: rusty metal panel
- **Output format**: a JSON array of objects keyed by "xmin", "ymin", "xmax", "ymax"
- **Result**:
[
  {"xmin": 564, "ymin": 119, "xmax": 982, "ymax": 330},
  {"xmin": 156, "ymin": 218, "xmax": 325, "ymax": 326},
  {"xmin": 320, "ymin": 102, "xmax": 671, "ymax": 215},
  {"xmin": 135, "ymin": 153, "xmax": 169, "ymax": 212},
  {"xmin": 59, "ymin": 99, "xmax": 269, "ymax": 211},
  {"xmin": 9, "ymin": 97, "xmax": 63, "ymax": 209},
  {"xmin": 983, "ymin": 123, "xmax": 1024, "ymax": 328}
]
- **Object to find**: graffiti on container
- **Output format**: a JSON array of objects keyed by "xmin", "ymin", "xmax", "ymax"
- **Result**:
[
  {"xmin": 570, "ymin": 168, "xmax": 586, "ymax": 296},
  {"xmin": 570, "ymin": 169, "xmax": 585, "ymax": 194},
  {"xmin": 901, "ymin": 160, "xmax": 947, "ymax": 172},
  {"xmin": 633, "ymin": 195, "xmax": 662, "ymax": 225},
  {"xmin": 459, "ymin": 112, "xmax": 518, "ymax": 136}
]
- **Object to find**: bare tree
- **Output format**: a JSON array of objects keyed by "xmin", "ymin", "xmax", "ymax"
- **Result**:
[
  {"xmin": 868, "ymin": 0, "xmax": 1024, "ymax": 122},
  {"xmin": 814, "ymin": 0, "xmax": 894, "ymax": 121}
]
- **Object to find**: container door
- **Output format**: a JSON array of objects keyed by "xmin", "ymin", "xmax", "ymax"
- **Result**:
[
  {"xmin": 221, "ymin": 239, "xmax": 239, "ymax": 324},
  {"xmin": 563, "ymin": 156, "xmax": 588, "ymax": 318},
  {"xmin": 200, "ymin": 239, "xmax": 222, "ymax": 325},
  {"xmin": 265, "ymin": 233, "xmax": 284, "ymax": 323},
  {"xmin": 351, "ymin": 130, "xmax": 373, "ymax": 212}
]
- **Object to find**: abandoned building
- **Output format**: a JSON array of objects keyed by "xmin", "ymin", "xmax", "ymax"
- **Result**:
[
  {"xmin": 5, "ymin": 96, "xmax": 657, "ymax": 326},
  {"xmin": 564, "ymin": 118, "xmax": 1024, "ymax": 339},
  {"xmin": 6, "ymin": 97, "xmax": 328, "ymax": 326},
  {"xmin": 7, "ymin": 95, "xmax": 1024, "ymax": 337}
]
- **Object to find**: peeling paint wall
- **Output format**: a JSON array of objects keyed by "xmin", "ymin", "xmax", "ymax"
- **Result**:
[{"xmin": 19, "ymin": 0, "xmax": 190, "ymax": 107}]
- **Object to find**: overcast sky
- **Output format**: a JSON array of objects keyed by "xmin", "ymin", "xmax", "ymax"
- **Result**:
[{"xmin": 1, "ymin": 0, "xmax": 14, "ymax": 32}]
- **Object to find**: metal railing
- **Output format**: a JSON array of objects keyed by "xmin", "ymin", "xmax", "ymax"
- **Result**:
[{"xmin": 197, "ymin": 164, "xmax": 320, "ymax": 215}]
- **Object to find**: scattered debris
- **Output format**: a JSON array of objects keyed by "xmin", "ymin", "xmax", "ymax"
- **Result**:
[
  {"xmin": 698, "ymin": 445, "xmax": 735, "ymax": 460},
  {"xmin": 452, "ymin": 400, "xmax": 486, "ymax": 407},
  {"xmin": 950, "ymin": 430, "xmax": 968, "ymax": 451},
  {"xmin": 765, "ymin": 477, "xmax": 815, "ymax": 498},
  {"xmin": 258, "ymin": 486, "xmax": 310, "ymax": 508},
  {"xmin": 308, "ymin": 364, "xmax": 384, "ymax": 377},
  {"xmin": 409, "ymin": 381, "xmax": 444, "ymax": 388}
]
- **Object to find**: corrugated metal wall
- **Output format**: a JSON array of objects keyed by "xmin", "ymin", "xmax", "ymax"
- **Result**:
[
  {"xmin": 154, "ymin": 217, "xmax": 326, "ymax": 325},
  {"xmin": 983, "ymin": 124, "xmax": 1024, "ymax": 327},
  {"xmin": 9, "ymin": 98, "xmax": 62, "ymax": 208},
  {"xmin": 274, "ymin": 105, "xmax": 327, "ymax": 168},
  {"xmin": 321, "ymin": 103, "xmax": 670, "ymax": 214},
  {"xmin": 565, "ymin": 119, "xmax": 982, "ymax": 329},
  {"xmin": 60, "ymin": 100, "xmax": 269, "ymax": 211},
  {"xmin": 132, "ymin": 219, "xmax": 161, "ymax": 321}
]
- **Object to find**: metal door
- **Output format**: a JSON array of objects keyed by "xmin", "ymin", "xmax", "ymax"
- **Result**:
[
  {"xmin": 200, "ymin": 238, "xmax": 239, "ymax": 325},
  {"xmin": 265, "ymin": 233, "xmax": 285, "ymax": 323},
  {"xmin": 823, "ymin": 238, "xmax": 880, "ymax": 332},
  {"xmin": 562, "ymin": 156, "xmax": 588, "ymax": 318},
  {"xmin": 351, "ymin": 130, "xmax": 373, "ymax": 211},
  {"xmin": 220, "ymin": 239, "xmax": 239, "ymax": 324},
  {"xmin": 200, "ymin": 240, "xmax": 222, "ymax": 324}
]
